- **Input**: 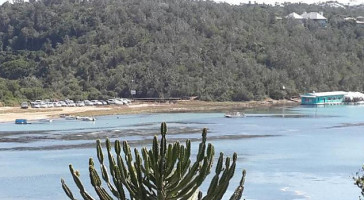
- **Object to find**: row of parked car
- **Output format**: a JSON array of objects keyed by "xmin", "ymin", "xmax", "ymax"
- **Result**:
[{"xmin": 20, "ymin": 98, "xmax": 132, "ymax": 109}]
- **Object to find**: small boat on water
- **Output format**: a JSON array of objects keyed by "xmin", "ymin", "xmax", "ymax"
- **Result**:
[
  {"xmin": 77, "ymin": 116, "xmax": 96, "ymax": 121},
  {"xmin": 64, "ymin": 115, "xmax": 95, "ymax": 121},
  {"xmin": 60, "ymin": 114, "xmax": 70, "ymax": 118},
  {"xmin": 39, "ymin": 119, "xmax": 53, "ymax": 123},
  {"xmin": 224, "ymin": 112, "xmax": 245, "ymax": 118},
  {"xmin": 15, "ymin": 119, "xmax": 30, "ymax": 124},
  {"xmin": 65, "ymin": 116, "xmax": 77, "ymax": 120}
]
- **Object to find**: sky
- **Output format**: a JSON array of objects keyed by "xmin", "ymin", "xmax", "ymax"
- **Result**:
[{"xmin": 0, "ymin": 0, "xmax": 363, "ymax": 6}]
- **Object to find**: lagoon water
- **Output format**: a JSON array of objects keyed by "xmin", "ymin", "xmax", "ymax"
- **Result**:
[{"xmin": 1, "ymin": 105, "xmax": 364, "ymax": 200}]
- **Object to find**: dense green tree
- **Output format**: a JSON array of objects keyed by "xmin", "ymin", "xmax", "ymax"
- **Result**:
[{"xmin": 0, "ymin": 0, "xmax": 364, "ymax": 104}]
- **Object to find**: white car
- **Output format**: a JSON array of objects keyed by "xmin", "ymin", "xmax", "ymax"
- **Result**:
[
  {"xmin": 53, "ymin": 102, "xmax": 62, "ymax": 107},
  {"xmin": 20, "ymin": 102, "xmax": 29, "ymax": 109},
  {"xmin": 47, "ymin": 102, "xmax": 54, "ymax": 108},
  {"xmin": 65, "ymin": 100, "xmax": 76, "ymax": 107},
  {"xmin": 91, "ymin": 100, "xmax": 103, "ymax": 105},
  {"xmin": 124, "ymin": 99, "xmax": 132, "ymax": 104},
  {"xmin": 31, "ymin": 102, "xmax": 40, "ymax": 108},
  {"xmin": 107, "ymin": 99, "xmax": 116, "ymax": 104},
  {"xmin": 76, "ymin": 101, "xmax": 85, "ymax": 107},
  {"xmin": 59, "ymin": 101, "xmax": 67, "ymax": 107},
  {"xmin": 114, "ymin": 98, "xmax": 124, "ymax": 105},
  {"xmin": 67, "ymin": 102, "xmax": 76, "ymax": 107},
  {"xmin": 120, "ymin": 98, "xmax": 131, "ymax": 105},
  {"xmin": 84, "ymin": 100, "xmax": 94, "ymax": 106},
  {"xmin": 40, "ymin": 102, "xmax": 48, "ymax": 108}
]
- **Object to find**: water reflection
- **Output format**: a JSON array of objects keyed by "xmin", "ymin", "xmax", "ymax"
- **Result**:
[{"xmin": 0, "ymin": 107, "xmax": 363, "ymax": 199}]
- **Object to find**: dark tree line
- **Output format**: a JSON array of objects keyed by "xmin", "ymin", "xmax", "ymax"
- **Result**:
[{"xmin": 0, "ymin": 0, "xmax": 364, "ymax": 105}]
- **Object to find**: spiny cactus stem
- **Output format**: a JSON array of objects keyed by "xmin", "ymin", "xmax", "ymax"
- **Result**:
[
  {"xmin": 96, "ymin": 139, "xmax": 104, "ymax": 163},
  {"xmin": 202, "ymin": 128, "xmax": 207, "ymax": 143},
  {"xmin": 89, "ymin": 158, "xmax": 94, "ymax": 166},
  {"xmin": 68, "ymin": 164, "xmax": 95, "ymax": 200},
  {"xmin": 153, "ymin": 136, "xmax": 159, "ymax": 164},
  {"xmin": 115, "ymin": 140, "xmax": 121, "ymax": 155},
  {"xmin": 62, "ymin": 123, "xmax": 246, "ymax": 200},
  {"xmin": 61, "ymin": 178, "xmax": 76, "ymax": 200},
  {"xmin": 161, "ymin": 122, "xmax": 167, "ymax": 136},
  {"xmin": 241, "ymin": 170, "xmax": 246, "ymax": 187},
  {"xmin": 229, "ymin": 170, "xmax": 246, "ymax": 200}
]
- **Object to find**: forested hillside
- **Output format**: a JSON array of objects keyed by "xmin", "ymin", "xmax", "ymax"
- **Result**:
[{"xmin": 0, "ymin": 0, "xmax": 364, "ymax": 104}]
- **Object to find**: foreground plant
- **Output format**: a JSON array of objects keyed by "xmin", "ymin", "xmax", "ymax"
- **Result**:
[
  {"xmin": 61, "ymin": 122, "xmax": 246, "ymax": 200},
  {"xmin": 354, "ymin": 165, "xmax": 364, "ymax": 199}
]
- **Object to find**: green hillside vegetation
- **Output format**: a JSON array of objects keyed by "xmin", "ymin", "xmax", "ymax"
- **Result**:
[{"xmin": 1, "ymin": 0, "xmax": 364, "ymax": 105}]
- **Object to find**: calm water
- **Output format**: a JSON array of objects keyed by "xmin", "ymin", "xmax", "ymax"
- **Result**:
[{"xmin": 0, "ymin": 105, "xmax": 364, "ymax": 200}]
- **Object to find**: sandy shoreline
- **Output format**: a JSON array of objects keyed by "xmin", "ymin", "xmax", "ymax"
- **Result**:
[
  {"xmin": 0, "ymin": 106, "xmax": 113, "ymax": 123},
  {"xmin": 0, "ymin": 99, "xmax": 300, "ymax": 123}
]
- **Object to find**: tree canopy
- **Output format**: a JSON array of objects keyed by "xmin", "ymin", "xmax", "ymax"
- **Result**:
[{"xmin": 1, "ymin": 0, "xmax": 364, "ymax": 104}]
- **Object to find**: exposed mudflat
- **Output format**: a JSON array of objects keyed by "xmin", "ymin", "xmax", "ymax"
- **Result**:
[{"xmin": 0, "ymin": 124, "xmax": 277, "ymax": 151}]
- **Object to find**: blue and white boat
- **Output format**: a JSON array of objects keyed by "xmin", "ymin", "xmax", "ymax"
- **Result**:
[{"xmin": 15, "ymin": 119, "xmax": 29, "ymax": 124}]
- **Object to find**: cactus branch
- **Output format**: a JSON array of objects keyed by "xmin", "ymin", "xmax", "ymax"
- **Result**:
[{"xmin": 61, "ymin": 123, "xmax": 246, "ymax": 200}]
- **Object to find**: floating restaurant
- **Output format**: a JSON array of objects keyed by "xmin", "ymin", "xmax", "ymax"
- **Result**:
[{"xmin": 300, "ymin": 91, "xmax": 347, "ymax": 105}]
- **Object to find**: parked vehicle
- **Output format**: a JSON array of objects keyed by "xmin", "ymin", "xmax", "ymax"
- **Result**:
[
  {"xmin": 68, "ymin": 102, "xmax": 76, "ymax": 107},
  {"xmin": 76, "ymin": 101, "xmax": 85, "ymax": 107},
  {"xmin": 114, "ymin": 98, "xmax": 124, "ymax": 105},
  {"xmin": 47, "ymin": 102, "xmax": 54, "ymax": 108},
  {"xmin": 40, "ymin": 102, "xmax": 48, "ymax": 108},
  {"xmin": 107, "ymin": 99, "xmax": 116, "ymax": 104},
  {"xmin": 66, "ymin": 100, "xmax": 76, "ymax": 107},
  {"xmin": 84, "ymin": 100, "xmax": 94, "ymax": 106},
  {"xmin": 20, "ymin": 102, "xmax": 29, "ymax": 109},
  {"xmin": 124, "ymin": 98, "xmax": 132, "ymax": 104},
  {"xmin": 59, "ymin": 101, "xmax": 68, "ymax": 107},
  {"xmin": 31, "ymin": 102, "xmax": 40, "ymax": 108},
  {"xmin": 120, "ymin": 98, "xmax": 131, "ymax": 105},
  {"xmin": 53, "ymin": 102, "xmax": 62, "ymax": 107},
  {"xmin": 91, "ymin": 100, "xmax": 103, "ymax": 105}
]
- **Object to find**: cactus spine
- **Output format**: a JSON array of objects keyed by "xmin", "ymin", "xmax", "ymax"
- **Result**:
[{"xmin": 61, "ymin": 122, "xmax": 246, "ymax": 200}]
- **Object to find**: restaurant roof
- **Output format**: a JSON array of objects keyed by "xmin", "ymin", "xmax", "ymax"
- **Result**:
[{"xmin": 300, "ymin": 91, "xmax": 347, "ymax": 98}]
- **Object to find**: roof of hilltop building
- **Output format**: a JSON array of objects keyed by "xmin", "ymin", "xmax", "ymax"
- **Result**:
[
  {"xmin": 300, "ymin": 91, "xmax": 347, "ymax": 98},
  {"xmin": 286, "ymin": 12, "xmax": 304, "ymax": 19},
  {"xmin": 301, "ymin": 12, "xmax": 327, "ymax": 20}
]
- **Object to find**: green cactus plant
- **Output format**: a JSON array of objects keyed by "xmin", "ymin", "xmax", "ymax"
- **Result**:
[
  {"xmin": 61, "ymin": 122, "xmax": 246, "ymax": 200},
  {"xmin": 354, "ymin": 165, "xmax": 364, "ymax": 199}
]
